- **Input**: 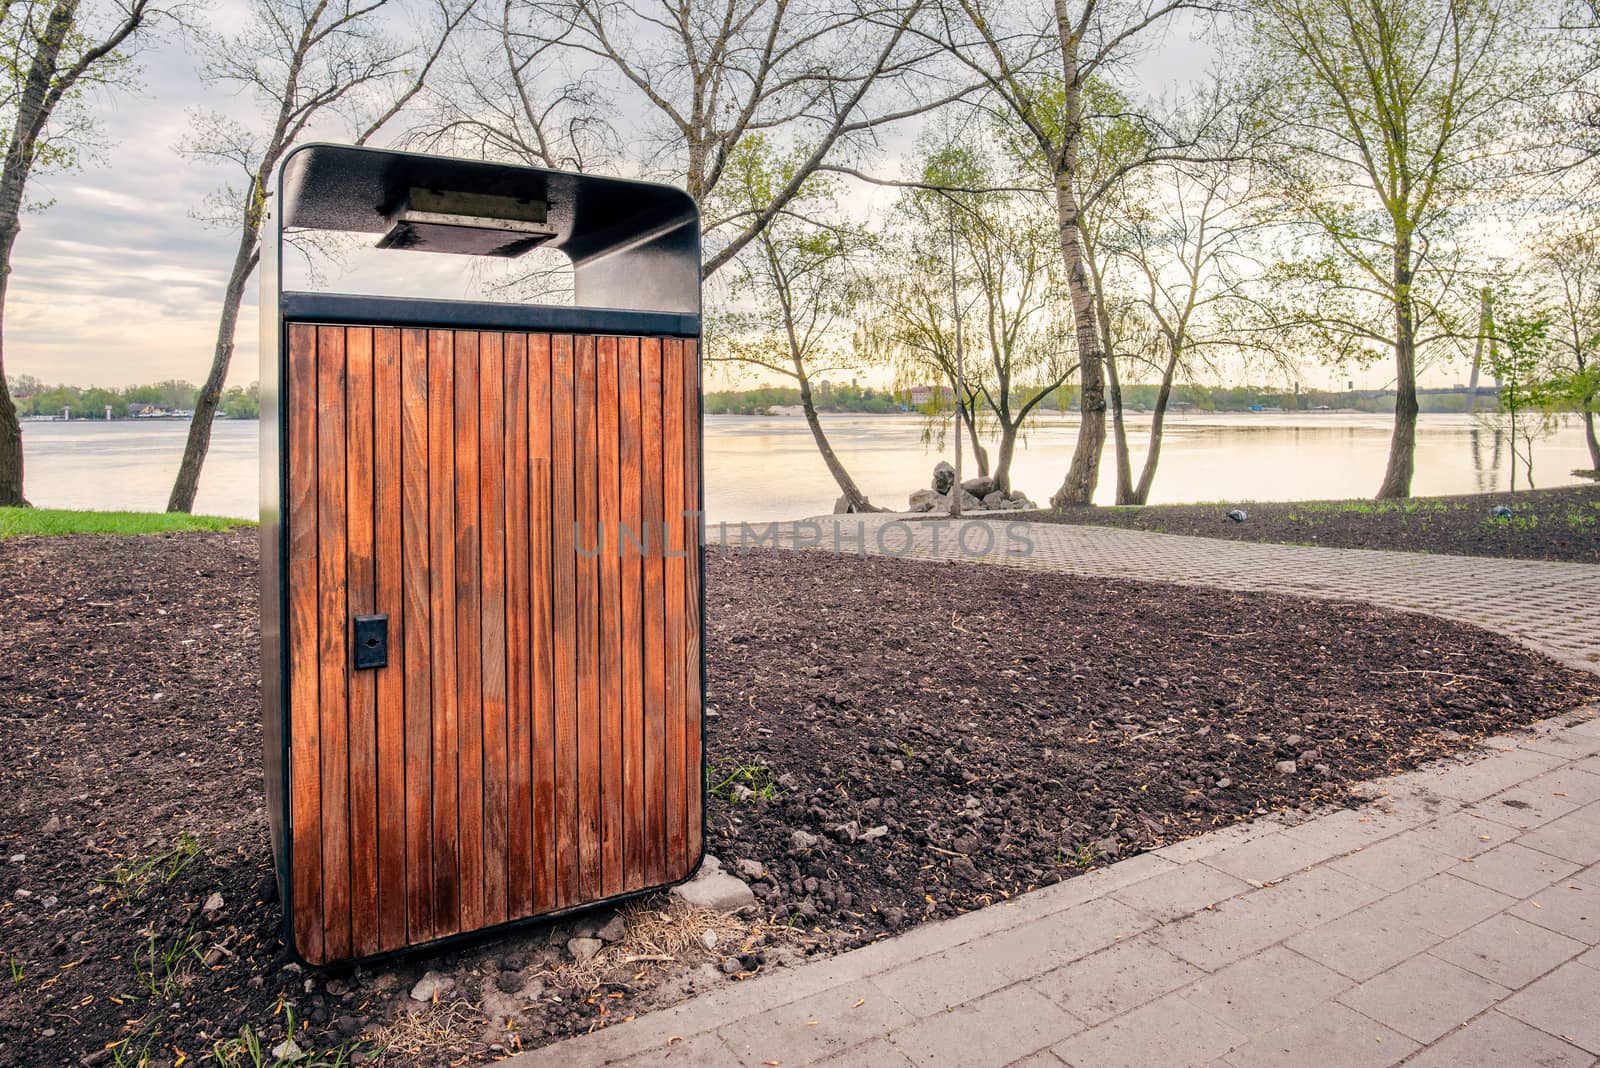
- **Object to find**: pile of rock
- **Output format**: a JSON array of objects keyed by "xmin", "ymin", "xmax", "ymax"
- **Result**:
[{"xmin": 907, "ymin": 461, "xmax": 1035, "ymax": 513}]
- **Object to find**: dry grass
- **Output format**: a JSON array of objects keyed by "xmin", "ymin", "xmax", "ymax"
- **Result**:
[
  {"xmin": 370, "ymin": 998, "xmax": 480, "ymax": 1064},
  {"xmin": 549, "ymin": 896, "xmax": 752, "ymax": 995}
]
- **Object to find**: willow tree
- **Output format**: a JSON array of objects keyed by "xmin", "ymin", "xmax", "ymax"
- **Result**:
[
  {"xmin": 1246, "ymin": 0, "xmax": 1545, "ymax": 498},
  {"xmin": 708, "ymin": 137, "xmax": 883, "ymax": 512},
  {"xmin": 0, "ymin": 0, "xmax": 166, "ymax": 508},
  {"xmin": 1528, "ymin": 222, "xmax": 1600, "ymax": 470},
  {"xmin": 869, "ymin": 140, "xmax": 1075, "ymax": 496}
]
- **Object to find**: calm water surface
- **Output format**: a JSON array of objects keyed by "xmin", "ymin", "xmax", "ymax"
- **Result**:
[{"xmin": 16, "ymin": 411, "xmax": 1596, "ymax": 522}]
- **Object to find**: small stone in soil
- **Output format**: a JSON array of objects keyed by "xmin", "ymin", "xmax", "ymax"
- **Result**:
[
  {"xmin": 596, "ymin": 914, "xmax": 627, "ymax": 943},
  {"xmin": 567, "ymin": 937, "xmax": 603, "ymax": 962},
  {"xmin": 699, "ymin": 929, "xmax": 719, "ymax": 951},
  {"xmin": 720, "ymin": 956, "xmax": 742, "ymax": 974},
  {"xmin": 202, "ymin": 892, "xmax": 223, "ymax": 913},
  {"xmin": 1275, "ymin": 760, "xmax": 1298, "ymax": 774},
  {"xmin": 789, "ymin": 830, "xmax": 821, "ymax": 851},
  {"xmin": 410, "ymin": 971, "xmax": 453, "ymax": 1002}
]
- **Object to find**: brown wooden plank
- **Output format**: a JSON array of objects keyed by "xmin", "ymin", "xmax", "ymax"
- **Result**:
[
  {"xmin": 574, "ymin": 335, "xmax": 602, "ymax": 901},
  {"xmin": 618, "ymin": 338, "xmax": 645, "ymax": 891},
  {"xmin": 316, "ymin": 325, "xmax": 352, "ymax": 962},
  {"xmin": 549, "ymin": 334, "xmax": 580, "ymax": 907},
  {"xmin": 528, "ymin": 335, "xmax": 557, "ymax": 913},
  {"xmin": 682, "ymin": 339, "xmax": 703, "ymax": 868},
  {"xmin": 345, "ymin": 327, "xmax": 380, "ymax": 958},
  {"xmin": 373, "ymin": 327, "xmax": 407, "ymax": 952},
  {"xmin": 454, "ymin": 332, "xmax": 485, "ymax": 933},
  {"xmin": 640, "ymin": 337, "xmax": 667, "ymax": 886},
  {"xmin": 478, "ymin": 332, "xmax": 510, "ymax": 926},
  {"xmin": 427, "ymin": 330, "xmax": 460, "ymax": 936},
  {"xmin": 662, "ymin": 338, "xmax": 688, "ymax": 878},
  {"xmin": 596, "ymin": 336, "xmax": 624, "ymax": 897},
  {"xmin": 503, "ymin": 333, "xmax": 534, "ymax": 919},
  {"xmin": 287, "ymin": 324, "xmax": 323, "ymax": 964},
  {"xmin": 400, "ymin": 328, "xmax": 434, "ymax": 943}
]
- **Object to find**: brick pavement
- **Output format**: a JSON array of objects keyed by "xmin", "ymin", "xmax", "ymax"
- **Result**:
[
  {"xmin": 708, "ymin": 517, "xmax": 1600, "ymax": 671},
  {"xmin": 503, "ymin": 522, "xmax": 1600, "ymax": 1068}
]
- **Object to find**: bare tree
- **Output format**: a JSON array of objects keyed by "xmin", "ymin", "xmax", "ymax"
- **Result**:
[
  {"xmin": 929, "ymin": 0, "xmax": 1216, "ymax": 507},
  {"xmin": 409, "ymin": 0, "xmax": 619, "ymax": 171},
  {"xmin": 709, "ymin": 137, "xmax": 885, "ymax": 511},
  {"xmin": 0, "ymin": 0, "xmax": 168, "ymax": 508},
  {"xmin": 1097, "ymin": 159, "xmax": 1266, "ymax": 504},
  {"xmin": 502, "ymin": 0, "xmax": 972, "ymax": 277},
  {"xmin": 165, "ymin": 0, "xmax": 471, "ymax": 513}
]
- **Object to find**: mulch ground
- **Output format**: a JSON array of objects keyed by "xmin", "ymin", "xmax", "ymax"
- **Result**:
[
  {"xmin": 1, "ymin": 532, "xmax": 1596, "ymax": 1067},
  {"xmin": 1020, "ymin": 484, "xmax": 1600, "ymax": 563}
]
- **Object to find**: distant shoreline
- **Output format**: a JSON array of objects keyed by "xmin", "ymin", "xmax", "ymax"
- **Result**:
[{"xmin": 20, "ymin": 416, "xmax": 258, "ymax": 424}]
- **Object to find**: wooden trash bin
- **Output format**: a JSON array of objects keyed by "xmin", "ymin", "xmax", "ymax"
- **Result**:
[{"xmin": 259, "ymin": 144, "xmax": 705, "ymax": 965}]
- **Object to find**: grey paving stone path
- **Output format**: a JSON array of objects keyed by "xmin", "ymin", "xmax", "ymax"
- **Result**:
[
  {"xmin": 713, "ymin": 517, "xmax": 1600, "ymax": 671},
  {"xmin": 504, "ymin": 521, "xmax": 1600, "ymax": 1068}
]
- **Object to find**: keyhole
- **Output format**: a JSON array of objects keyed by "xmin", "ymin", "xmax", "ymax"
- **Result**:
[{"xmin": 364, "ymin": 637, "xmax": 380, "ymax": 648}]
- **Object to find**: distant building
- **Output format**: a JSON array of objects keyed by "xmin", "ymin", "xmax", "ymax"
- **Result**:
[{"xmin": 908, "ymin": 384, "xmax": 954, "ymax": 407}]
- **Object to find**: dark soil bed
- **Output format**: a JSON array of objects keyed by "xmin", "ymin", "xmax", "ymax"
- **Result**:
[
  {"xmin": 1019, "ymin": 483, "xmax": 1600, "ymax": 563},
  {"xmin": 1, "ymin": 533, "xmax": 1595, "ymax": 1067}
]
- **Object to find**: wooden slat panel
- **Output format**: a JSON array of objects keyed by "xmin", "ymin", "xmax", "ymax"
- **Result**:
[
  {"xmin": 345, "ymin": 327, "xmax": 380, "ymax": 958},
  {"xmin": 287, "ymin": 324, "xmax": 323, "ymax": 964},
  {"xmin": 478, "ymin": 332, "xmax": 510, "ymax": 926},
  {"xmin": 503, "ymin": 333, "xmax": 534, "ymax": 919},
  {"xmin": 550, "ymin": 334, "xmax": 580, "ymax": 907},
  {"xmin": 316, "ymin": 325, "xmax": 352, "ymax": 962},
  {"xmin": 290, "ymin": 325, "xmax": 702, "ymax": 962},
  {"xmin": 454, "ymin": 332, "xmax": 485, "ymax": 934},
  {"xmin": 574, "ymin": 335, "xmax": 602, "ymax": 901},
  {"xmin": 597, "ymin": 337, "xmax": 624, "ymax": 897},
  {"xmin": 663, "ymin": 339, "xmax": 688, "ymax": 877},
  {"xmin": 399, "ymin": 328, "xmax": 433, "ymax": 943},
  {"xmin": 528, "ymin": 335, "xmax": 557, "ymax": 914},
  {"xmin": 682, "ymin": 339, "xmax": 703, "ymax": 868},
  {"xmin": 618, "ymin": 338, "xmax": 645, "ymax": 890},
  {"xmin": 373, "ymin": 328, "xmax": 407, "ymax": 951},
  {"xmin": 426, "ymin": 330, "xmax": 460, "ymax": 936},
  {"xmin": 640, "ymin": 337, "xmax": 667, "ymax": 886}
]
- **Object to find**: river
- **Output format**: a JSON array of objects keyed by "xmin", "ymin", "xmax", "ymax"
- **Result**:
[{"xmin": 14, "ymin": 411, "xmax": 1596, "ymax": 522}]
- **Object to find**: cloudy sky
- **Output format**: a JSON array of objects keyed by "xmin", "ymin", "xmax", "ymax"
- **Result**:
[{"xmin": 7, "ymin": 3, "xmax": 1340, "ymax": 395}]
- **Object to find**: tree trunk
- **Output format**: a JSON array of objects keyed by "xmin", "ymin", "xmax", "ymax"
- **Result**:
[
  {"xmin": 0, "ymin": 224, "xmax": 25, "ymax": 507},
  {"xmin": 1104, "ymin": 348, "xmax": 1134, "ymax": 505},
  {"xmin": 1045, "ymin": 31, "xmax": 1105, "ymax": 509},
  {"xmin": 1583, "ymin": 405, "xmax": 1599, "ymax": 471},
  {"xmin": 1377, "ymin": 232, "xmax": 1419, "ymax": 499},
  {"xmin": 0, "ymin": 0, "xmax": 81, "ymax": 508},
  {"xmin": 961, "ymin": 396, "xmax": 990, "ymax": 478},
  {"xmin": 1130, "ymin": 348, "xmax": 1181, "ymax": 505},
  {"xmin": 1465, "ymin": 287, "xmax": 1491, "ymax": 415},
  {"xmin": 797, "ymin": 371, "xmax": 880, "ymax": 512},
  {"xmin": 168, "ymin": 230, "xmax": 259, "ymax": 512},
  {"xmin": 0, "ymin": 367, "xmax": 22, "ymax": 507},
  {"xmin": 993, "ymin": 422, "xmax": 1017, "ymax": 494}
]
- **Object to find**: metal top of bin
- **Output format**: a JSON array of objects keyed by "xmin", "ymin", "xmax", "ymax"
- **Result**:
[{"xmin": 271, "ymin": 143, "xmax": 701, "ymax": 319}]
